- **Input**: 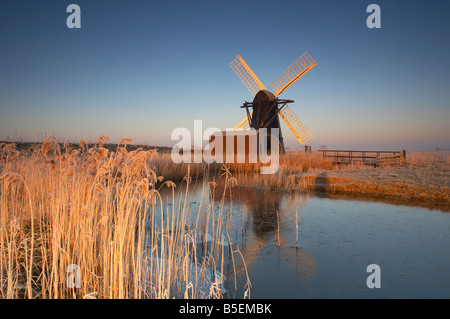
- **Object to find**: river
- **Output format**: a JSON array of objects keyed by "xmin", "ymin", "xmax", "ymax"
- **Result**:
[{"xmin": 158, "ymin": 177, "xmax": 450, "ymax": 298}]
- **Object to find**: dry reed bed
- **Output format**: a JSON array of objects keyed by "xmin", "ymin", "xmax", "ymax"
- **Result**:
[
  {"xmin": 0, "ymin": 137, "xmax": 248, "ymax": 299},
  {"xmin": 149, "ymin": 150, "xmax": 449, "ymax": 205}
]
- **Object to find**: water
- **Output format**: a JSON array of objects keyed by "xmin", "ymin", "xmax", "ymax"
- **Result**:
[{"xmin": 159, "ymin": 178, "xmax": 450, "ymax": 299}]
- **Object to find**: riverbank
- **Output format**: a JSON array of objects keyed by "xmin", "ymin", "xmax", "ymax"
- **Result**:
[
  {"xmin": 301, "ymin": 166, "xmax": 449, "ymax": 210},
  {"xmin": 221, "ymin": 150, "xmax": 450, "ymax": 209}
]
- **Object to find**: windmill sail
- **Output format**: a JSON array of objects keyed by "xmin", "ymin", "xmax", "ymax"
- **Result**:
[
  {"xmin": 230, "ymin": 56, "xmax": 266, "ymax": 96},
  {"xmin": 234, "ymin": 112, "xmax": 252, "ymax": 130},
  {"xmin": 279, "ymin": 105, "xmax": 312, "ymax": 144},
  {"xmin": 268, "ymin": 52, "xmax": 317, "ymax": 97}
]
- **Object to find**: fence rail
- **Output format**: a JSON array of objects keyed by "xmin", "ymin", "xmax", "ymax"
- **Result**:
[{"xmin": 318, "ymin": 150, "xmax": 406, "ymax": 167}]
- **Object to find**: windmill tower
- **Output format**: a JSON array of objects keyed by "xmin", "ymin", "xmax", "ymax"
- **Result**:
[{"xmin": 230, "ymin": 52, "xmax": 316, "ymax": 153}]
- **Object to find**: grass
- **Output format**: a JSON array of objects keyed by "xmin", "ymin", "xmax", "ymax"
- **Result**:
[
  {"xmin": 300, "ymin": 150, "xmax": 449, "ymax": 205},
  {"xmin": 52, "ymin": 143, "xmax": 448, "ymax": 205},
  {"xmin": 148, "ymin": 148, "xmax": 449, "ymax": 206},
  {"xmin": 0, "ymin": 137, "xmax": 249, "ymax": 299}
]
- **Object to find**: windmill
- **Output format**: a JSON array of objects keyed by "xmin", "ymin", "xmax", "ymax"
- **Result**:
[{"xmin": 230, "ymin": 52, "xmax": 316, "ymax": 154}]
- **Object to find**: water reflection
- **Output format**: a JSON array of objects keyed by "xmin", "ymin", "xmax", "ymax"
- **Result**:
[
  {"xmin": 210, "ymin": 184, "xmax": 317, "ymax": 287},
  {"xmin": 212, "ymin": 186, "xmax": 282, "ymax": 239}
]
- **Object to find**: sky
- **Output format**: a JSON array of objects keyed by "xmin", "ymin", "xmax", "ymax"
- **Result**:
[{"xmin": 0, "ymin": 0, "xmax": 449, "ymax": 150}]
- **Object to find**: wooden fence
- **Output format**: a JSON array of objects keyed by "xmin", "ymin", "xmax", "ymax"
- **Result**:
[{"xmin": 318, "ymin": 150, "xmax": 406, "ymax": 167}]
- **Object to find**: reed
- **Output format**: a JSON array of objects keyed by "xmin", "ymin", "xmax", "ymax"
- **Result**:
[{"xmin": 0, "ymin": 137, "xmax": 248, "ymax": 299}]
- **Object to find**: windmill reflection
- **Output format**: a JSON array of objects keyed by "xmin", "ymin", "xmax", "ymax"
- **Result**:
[{"xmin": 210, "ymin": 184, "xmax": 316, "ymax": 282}]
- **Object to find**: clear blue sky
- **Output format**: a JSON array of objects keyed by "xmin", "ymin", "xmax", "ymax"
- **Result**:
[{"xmin": 1, "ymin": 0, "xmax": 449, "ymax": 150}]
